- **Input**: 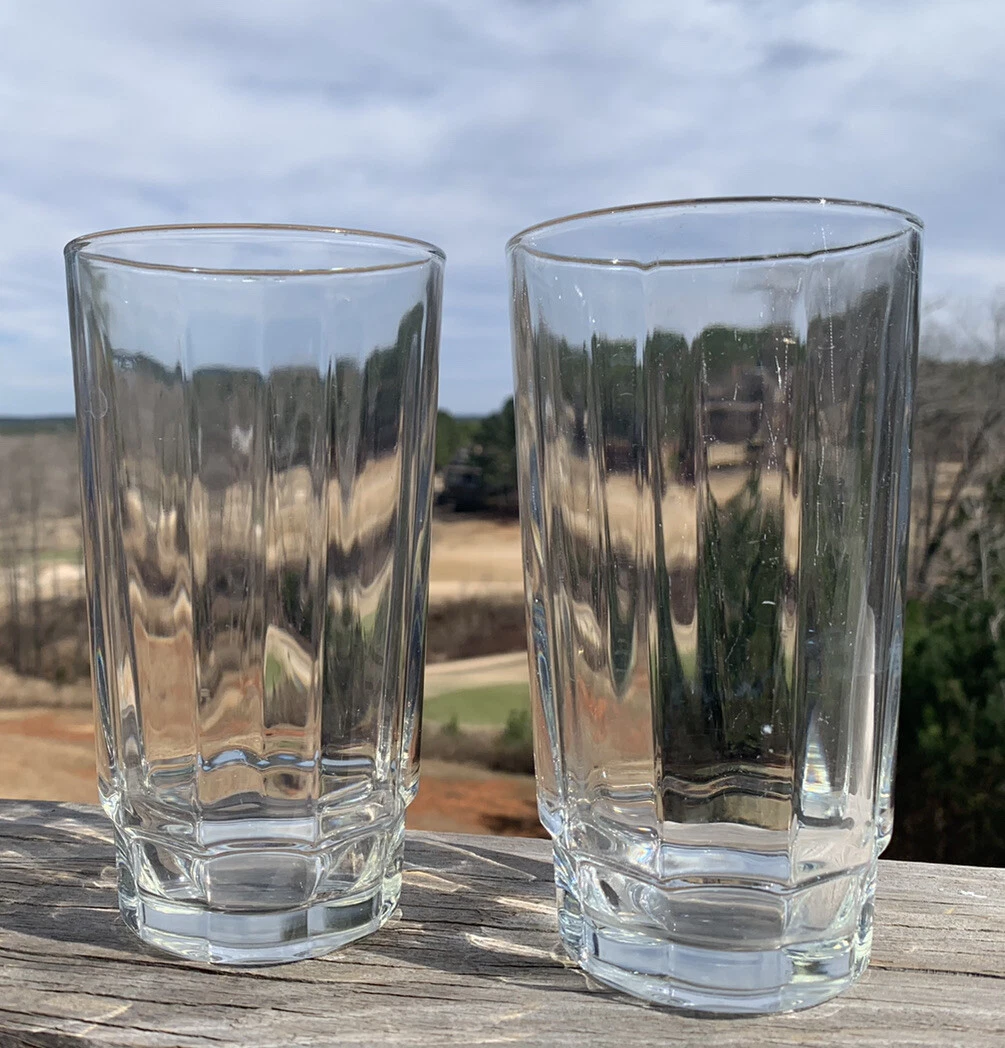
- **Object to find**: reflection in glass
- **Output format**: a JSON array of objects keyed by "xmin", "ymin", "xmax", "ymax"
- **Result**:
[
  {"xmin": 509, "ymin": 198, "xmax": 921, "ymax": 1012},
  {"xmin": 66, "ymin": 225, "xmax": 443, "ymax": 964}
]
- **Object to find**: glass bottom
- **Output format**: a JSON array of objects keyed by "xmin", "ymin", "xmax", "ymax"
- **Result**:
[
  {"xmin": 554, "ymin": 842, "xmax": 875, "ymax": 1015},
  {"xmin": 114, "ymin": 818, "xmax": 403, "ymax": 966}
]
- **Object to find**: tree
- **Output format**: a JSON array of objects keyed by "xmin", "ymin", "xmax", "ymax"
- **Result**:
[
  {"xmin": 891, "ymin": 464, "xmax": 1005, "ymax": 866},
  {"xmin": 910, "ymin": 295, "xmax": 1005, "ymax": 595},
  {"xmin": 435, "ymin": 410, "xmax": 479, "ymax": 471},
  {"xmin": 472, "ymin": 397, "xmax": 517, "ymax": 495}
]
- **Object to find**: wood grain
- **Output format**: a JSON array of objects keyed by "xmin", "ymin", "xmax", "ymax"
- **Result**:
[{"xmin": 0, "ymin": 800, "xmax": 1002, "ymax": 1047}]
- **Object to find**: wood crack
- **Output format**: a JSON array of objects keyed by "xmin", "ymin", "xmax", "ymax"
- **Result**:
[{"xmin": 0, "ymin": 1004, "xmax": 234, "ymax": 1044}]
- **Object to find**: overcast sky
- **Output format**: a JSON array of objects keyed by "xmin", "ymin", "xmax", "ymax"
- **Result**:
[{"xmin": 1, "ymin": 0, "xmax": 1003, "ymax": 416}]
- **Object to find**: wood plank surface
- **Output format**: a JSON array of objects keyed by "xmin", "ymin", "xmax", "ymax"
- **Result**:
[{"xmin": 0, "ymin": 800, "xmax": 1002, "ymax": 1047}]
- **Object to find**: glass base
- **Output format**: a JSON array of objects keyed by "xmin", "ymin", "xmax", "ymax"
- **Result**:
[
  {"xmin": 120, "ymin": 882, "xmax": 399, "ymax": 966},
  {"xmin": 114, "ymin": 819, "xmax": 402, "ymax": 966},
  {"xmin": 554, "ymin": 842, "xmax": 874, "ymax": 1015}
]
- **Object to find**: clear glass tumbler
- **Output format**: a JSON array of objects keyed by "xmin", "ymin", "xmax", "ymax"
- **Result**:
[
  {"xmin": 65, "ymin": 225, "xmax": 444, "ymax": 964},
  {"xmin": 508, "ymin": 198, "xmax": 921, "ymax": 1012}
]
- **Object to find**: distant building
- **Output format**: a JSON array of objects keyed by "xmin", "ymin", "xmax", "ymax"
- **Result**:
[{"xmin": 439, "ymin": 448, "xmax": 485, "ymax": 511}]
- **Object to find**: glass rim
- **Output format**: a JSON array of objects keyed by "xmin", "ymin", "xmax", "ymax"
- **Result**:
[
  {"xmin": 506, "ymin": 195, "xmax": 923, "ymax": 268},
  {"xmin": 64, "ymin": 222, "xmax": 446, "ymax": 276}
]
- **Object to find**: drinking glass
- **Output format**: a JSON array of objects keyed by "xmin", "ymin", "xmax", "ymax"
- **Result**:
[
  {"xmin": 65, "ymin": 224, "xmax": 444, "ymax": 964},
  {"xmin": 508, "ymin": 198, "xmax": 921, "ymax": 1012}
]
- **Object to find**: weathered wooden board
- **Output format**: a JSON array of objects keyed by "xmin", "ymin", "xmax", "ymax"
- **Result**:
[{"xmin": 0, "ymin": 801, "xmax": 1002, "ymax": 1047}]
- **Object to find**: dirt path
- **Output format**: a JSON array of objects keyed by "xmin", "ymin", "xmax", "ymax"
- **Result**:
[
  {"xmin": 424, "ymin": 651, "xmax": 529, "ymax": 699},
  {"xmin": 428, "ymin": 516, "xmax": 524, "ymax": 602}
]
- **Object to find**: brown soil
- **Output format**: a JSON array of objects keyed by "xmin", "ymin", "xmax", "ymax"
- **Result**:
[
  {"xmin": 427, "ymin": 514, "xmax": 524, "ymax": 603},
  {"xmin": 407, "ymin": 760, "xmax": 545, "ymax": 838},
  {"xmin": 0, "ymin": 707, "xmax": 98, "ymax": 804},
  {"xmin": 0, "ymin": 703, "xmax": 545, "ymax": 838}
]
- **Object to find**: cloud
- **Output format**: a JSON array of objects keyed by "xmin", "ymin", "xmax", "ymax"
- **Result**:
[
  {"xmin": 760, "ymin": 40, "xmax": 844, "ymax": 71},
  {"xmin": 0, "ymin": 0, "xmax": 1003, "ymax": 414}
]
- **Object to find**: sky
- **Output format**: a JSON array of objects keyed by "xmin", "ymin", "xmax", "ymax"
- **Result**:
[{"xmin": 1, "ymin": 0, "xmax": 1004, "ymax": 417}]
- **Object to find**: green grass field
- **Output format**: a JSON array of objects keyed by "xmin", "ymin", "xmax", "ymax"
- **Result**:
[
  {"xmin": 35, "ymin": 548, "xmax": 82, "ymax": 565},
  {"xmin": 424, "ymin": 682, "xmax": 530, "ymax": 727}
]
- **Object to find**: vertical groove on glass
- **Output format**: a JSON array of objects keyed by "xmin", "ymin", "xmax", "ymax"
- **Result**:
[
  {"xmin": 69, "ymin": 266, "xmax": 118, "ymax": 811},
  {"xmin": 177, "ymin": 315, "xmax": 202, "ymax": 836},
  {"xmin": 642, "ymin": 326, "xmax": 664, "ymax": 830},
  {"xmin": 398, "ymin": 277, "xmax": 441, "ymax": 804},
  {"xmin": 693, "ymin": 321, "xmax": 713, "ymax": 827},
  {"xmin": 513, "ymin": 261, "xmax": 566, "ymax": 833},
  {"xmin": 246, "ymin": 329, "xmax": 268, "ymax": 814},
  {"xmin": 866, "ymin": 291, "xmax": 897, "ymax": 838},
  {"xmin": 380, "ymin": 306, "xmax": 419, "ymax": 790},
  {"xmin": 647, "ymin": 323, "xmax": 698, "ymax": 833},
  {"xmin": 103, "ymin": 321, "xmax": 146, "ymax": 811},
  {"xmin": 544, "ymin": 315, "xmax": 579, "ymax": 837},
  {"xmin": 793, "ymin": 266, "xmax": 827, "ymax": 833},
  {"xmin": 182, "ymin": 319, "xmax": 205, "ymax": 842},
  {"xmin": 768, "ymin": 303, "xmax": 794, "ymax": 830},
  {"xmin": 322, "ymin": 313, "xmax": 370, "ymax": 813},
  {"xmin": 572, "ymin": 327, "xmax": 605, "ymax": 833},
  {"xmin": 784, "ymin": 274, "xmax": 809, "ymax": 865},
  {"xmin": 308, "ymin": 355, "xmax": 333, "ymax": 819},
  {"xmin": 874, "ymin": 245, "xmax": 921, "ymax": 843},
  {"xmin": 634, "ymin": 279, "xmax": 660, "ymax": 867},
  {"xmin": 188, "ymin": 346, "xmax": 211, "ymax": 825}
]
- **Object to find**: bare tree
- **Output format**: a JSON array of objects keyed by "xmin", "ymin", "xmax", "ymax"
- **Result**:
[
  {"xmin": 0, "ymin": 424, "xmax": 86, "ymax": 681},
  {"xmin": 910, "ymin": 294, "xmax": 1005, "ymax": 596}
]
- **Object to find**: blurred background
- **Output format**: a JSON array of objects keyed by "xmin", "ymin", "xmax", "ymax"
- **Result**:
[{"xmin": 0, "ymin": 1, "xmax": 1003, "ymax": 863}]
